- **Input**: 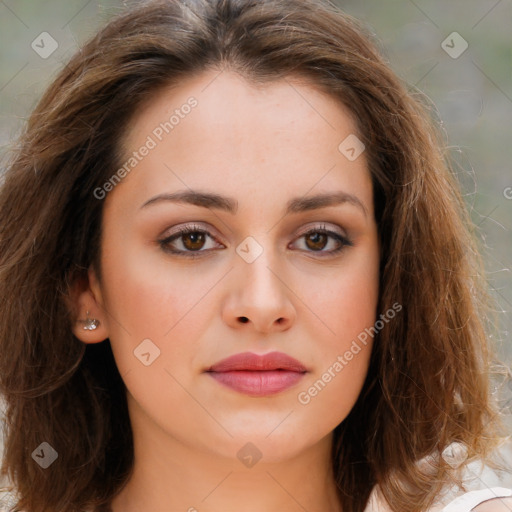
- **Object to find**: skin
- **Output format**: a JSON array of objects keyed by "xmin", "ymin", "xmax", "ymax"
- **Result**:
[
  {"xmin": 473, "ymin": 499, "xmax": 512, "ymax": 511},
  {"xmin": 72, "ymin": 69, "xmax": 380, "ymax": 512}
]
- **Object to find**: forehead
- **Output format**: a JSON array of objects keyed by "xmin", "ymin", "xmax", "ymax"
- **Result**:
[
  {"xmin": 124, "ymin": 69, "xmax": 360, "ymax": 144},
  {"xmin": 111, "ymin": 70, "xmax": 372, "ymax": 215}
]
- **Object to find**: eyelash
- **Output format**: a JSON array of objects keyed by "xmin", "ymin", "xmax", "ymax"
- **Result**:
[{"xmin": 158, "ymin": 223, "xmax": 353, "ymax": 259}]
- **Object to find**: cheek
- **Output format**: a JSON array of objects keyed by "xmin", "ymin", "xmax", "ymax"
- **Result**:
[
  {"xmin": 295, "ymin": 250, "xmax": 379, "ymax": 424},
  {"xmin": 313, "ymin": 249, "xmax": 379, "ymax": 351},
  {"xmin": 295, "ymin": 344, "xmax": 372, "ymax": 443},
  {"xmin": 97, "ymin": 240, "xmax": 220, "ymax": 375}
]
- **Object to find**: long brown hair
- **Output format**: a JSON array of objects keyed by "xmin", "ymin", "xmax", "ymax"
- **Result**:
[{"xmin": 0, "ymin": 0, "xmax": 504, "ymax": 510}]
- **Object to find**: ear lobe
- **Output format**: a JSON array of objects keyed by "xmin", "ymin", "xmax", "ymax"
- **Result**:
[{"xmin": 68, "ymin": 268, "xmax": 109, "ymax": 344}]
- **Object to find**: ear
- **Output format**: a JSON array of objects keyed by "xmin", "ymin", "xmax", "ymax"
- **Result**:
[{"xmin": 69, "ymin": 266, "xmax": 110, "ymax": 344}]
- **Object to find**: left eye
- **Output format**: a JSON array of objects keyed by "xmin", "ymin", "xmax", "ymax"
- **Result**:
[{"xmin": 289, "ymin": 227, "xmax": 352, "ymax": 255}]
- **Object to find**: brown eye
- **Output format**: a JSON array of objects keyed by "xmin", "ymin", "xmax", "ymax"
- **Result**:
[
  {"xmin": 159, "ymin": 224, "xmax": 224, "ymax": 257},
  {"xmin": 305, "ymin": 232, "xmax": 328, "ymax": 251},
  {"xmin": 290, "ymin": 226, "xmax": 353, "ymax": 257},
  {"xmin": 181, "ymin": 232, "xmax": 206, "ymax": 251}
]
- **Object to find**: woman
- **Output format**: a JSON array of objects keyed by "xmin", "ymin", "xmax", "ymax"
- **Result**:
[{"xmin": 0, "ymin": 0, "xmax": 511, "ymax": 510}]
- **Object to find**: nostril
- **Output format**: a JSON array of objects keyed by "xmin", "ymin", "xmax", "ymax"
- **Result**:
[{"xmin": 239, "ymin": 317, "xmax": 249, "ymax": 323}]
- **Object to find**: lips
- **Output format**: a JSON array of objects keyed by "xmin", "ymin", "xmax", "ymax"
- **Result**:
[{"xmin": 206, "ymin": 351, "xmax": 307, "ymax": 397}]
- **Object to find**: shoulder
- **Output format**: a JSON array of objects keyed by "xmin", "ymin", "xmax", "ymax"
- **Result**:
[
  {"xmin": 472, "ymin": 496, "xmax": 512, "ymax": 511},
  {"xmin": 365, "ymin": 485, "xmax": 512, "ymax": 512},
  {"xmin": 364, "ymin": 440, "xmax": 512, "ymax": 512},
  {"xmin": 438, "ymin": 440, "xmax": 512, "ymax": 510},
  {"xmin": 443, "ymin": 489, "xmax": 512, "ymax": 511}
]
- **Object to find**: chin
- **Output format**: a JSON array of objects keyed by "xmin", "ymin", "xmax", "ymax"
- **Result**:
[{"xmin": 203, "ymin": 423, "xmax": 327, "ymax": 465}]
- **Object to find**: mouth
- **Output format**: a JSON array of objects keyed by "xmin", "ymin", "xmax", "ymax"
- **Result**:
[{"xmin": 205, "ymin": 351, "xmax": 307, "ymax": 397}]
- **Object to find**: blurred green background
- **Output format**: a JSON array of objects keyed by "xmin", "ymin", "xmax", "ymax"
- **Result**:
[{"xmin": 0, "ymin": 0, "xmax": 511, "ymax": 441}]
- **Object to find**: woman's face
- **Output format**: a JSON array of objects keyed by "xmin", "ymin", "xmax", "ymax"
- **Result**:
[{"xmin": 82, "ymin": 70, "xmax": 379, "ymax": 462}]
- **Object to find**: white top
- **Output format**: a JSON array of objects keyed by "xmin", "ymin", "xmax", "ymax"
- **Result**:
[
  {"xmin": 443, "ymin": 488, "xmax": 512, "ymax": 511},
  {"xmin": 365, "ymin": 487, "xmax": 512, "ymax": 511},
  {"xmin": 364, "ymin": 439, "xmax": 512, "ymax": 511},
  {"xmin": 1, "ymin": 442, "xmax": 511, "ymax": 511}
]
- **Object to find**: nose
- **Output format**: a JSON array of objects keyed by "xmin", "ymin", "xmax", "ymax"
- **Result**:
[{"xmin": 221, "ymin": 248, "xmax": 296, "ymax": 334}]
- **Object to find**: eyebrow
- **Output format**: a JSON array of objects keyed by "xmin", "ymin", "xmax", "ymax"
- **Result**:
[{"xmin": 140, "ymin": 190, "xmax": 367, "ymax": 217}]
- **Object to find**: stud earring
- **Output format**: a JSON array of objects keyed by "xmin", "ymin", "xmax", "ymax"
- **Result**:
[{"xmin": 80, "ymin": 310, "xmax": 100, "ymax": 331}]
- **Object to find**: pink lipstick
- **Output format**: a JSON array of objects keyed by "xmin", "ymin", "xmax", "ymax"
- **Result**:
[{"xmin": 206, "ymin": 351, "xmax": 307, "ymax": 397}]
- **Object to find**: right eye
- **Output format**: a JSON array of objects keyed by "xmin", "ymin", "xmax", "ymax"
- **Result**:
[{"xmin": 158, "ymin": 223, "xmax": 225, "ymax": 258}]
